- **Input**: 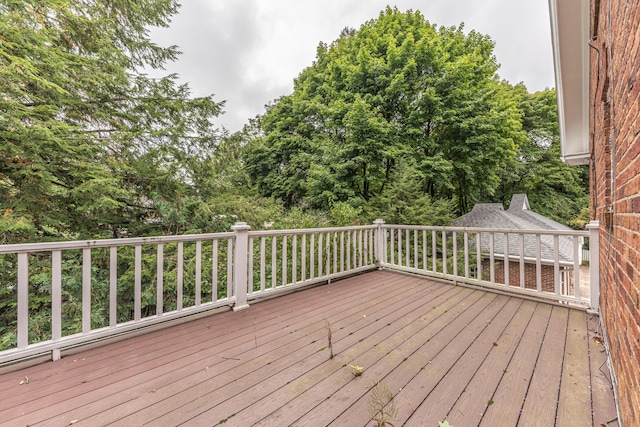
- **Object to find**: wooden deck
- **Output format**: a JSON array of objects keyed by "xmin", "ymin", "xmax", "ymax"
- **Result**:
[{"xmin": 0, "ymin": 271, "xmax": 618, "ymax": 426}]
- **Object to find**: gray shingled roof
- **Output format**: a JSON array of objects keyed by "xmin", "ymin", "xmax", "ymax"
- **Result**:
[{"xmin": 454, "ymin": 194, "xmax": 579, "ymax": 264}]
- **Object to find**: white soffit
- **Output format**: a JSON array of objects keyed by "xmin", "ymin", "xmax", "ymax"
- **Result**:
[{"xmin": 548, "ymin": 0, "xmax": 590, "ymax": 165}]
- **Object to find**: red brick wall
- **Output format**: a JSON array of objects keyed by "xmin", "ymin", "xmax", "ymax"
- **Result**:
[
  {"xmin": 591, "ymin": 1, "xmax": 640, "ymax": 425},
  {"xmin": 482, "ymin": 260, "xmax": 562, "ymax": 293}
]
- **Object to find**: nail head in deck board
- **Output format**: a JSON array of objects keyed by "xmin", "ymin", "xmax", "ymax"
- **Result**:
[{"xmin": 0, "ymin": 271, "xmax": 617, "ymax": 426}]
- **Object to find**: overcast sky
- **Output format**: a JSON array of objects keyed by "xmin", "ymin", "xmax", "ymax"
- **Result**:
[{"xmin": 151, "ymin": 0, "xmax": 555, "ymax": 133}]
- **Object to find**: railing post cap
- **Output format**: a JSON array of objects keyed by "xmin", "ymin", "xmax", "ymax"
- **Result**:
[
  {"xmin": 231, "ymin": 222, "xmax": 251, "ymax": 231},
  {"xmin": 585, "ymin": 220, "xmax": 600, "ymax": 230},
  {"xmin": 373, "ymin": 219, "xmax": 385, "ymax": 225}
]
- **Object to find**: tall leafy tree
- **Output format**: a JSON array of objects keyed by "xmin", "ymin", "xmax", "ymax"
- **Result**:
[
  {"xmin": 495, "ymin": 86, "xmax": 589, "ymax": 226},
  {"xmin": 245, "ymin": 7, "xmax": 523, "ymax": 216},
  {"xmin": 0, "ymin": 0, "xmax": 224, "ymax": 241}
]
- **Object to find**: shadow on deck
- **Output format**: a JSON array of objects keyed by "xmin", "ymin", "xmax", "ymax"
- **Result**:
[{"xmin": 0, "ymin": 271, "xmax": 618, "ymax": 426}]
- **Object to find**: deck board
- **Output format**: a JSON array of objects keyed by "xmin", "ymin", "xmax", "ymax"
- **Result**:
[
  {"xmin": 556, "ymin": 309, "xmax": 593, "ymax": 426},
  {"xmin": 0, "ymin": 270, "xmax": 618, "ymax": 427}
]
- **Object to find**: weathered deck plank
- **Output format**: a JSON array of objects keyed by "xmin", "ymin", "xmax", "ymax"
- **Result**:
[
  {"xmin": 556, "ymin": 309, "xmax": 593, "ymax": 426},
  {"xmin": 0, "ymin": 270, "xmax": 618, "ymax": 427},
  {"xmin": 587, "ymin": 314, "xmax": 619, "ymax": 427},
  {"xmin": 517, "ymin": 306, "xmax": 569, "ymax": 426}
]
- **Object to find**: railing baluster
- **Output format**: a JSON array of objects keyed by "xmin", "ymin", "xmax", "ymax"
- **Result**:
[
  {"xmin": 272, "ymin": 236, "xmax": 277, "ymax": 288},
  {"xmin": 247, "ymin": 238, "xmax": 253, "ymax": 295},
  {"xmin": 359, "ymin": 230, "xmax": 363, "ymax": 268},
  {"xmin": 489, "ymin": 233, "xmax": 495, "ymax": 283},
  {"xmin": 51, "ymin": 250, "xmax": 62, "ymax": 360},
  {"xmin": 292, "ymin": 235, "xmax": 297, "ymax": 284},
  {"xmin": 282, "ymin": 235, "xmax": 288, "ymax": 286},
  {"xmin": 535, "ymin": 234, "xmax": 542, "ymax": 292},
  {"xmin": 413, "ymin": 230, "xmax": 418, "ymax": 269},
  {"xmin": 318, "ymin": 233, "xmax": 323, "ymax": 277},
  {"xmin": 157, "ymin": 244, "xmax": 164, "ymax": 314},
  {"xmin": 464, "ymin": 232, "xmax": 469, "ymax": 278},
  {"xmin": 573, "ymin": 236, "xmax": 581, "ymax": 299},
  {"xmin": 340, "ymin": 231, "xmax": 345, "ymax": 272},
  {"xmin": 347, "ymin": 231, "xmax": 351, "ymax": 270},
  {"xmin": 553, "ymin": 234, "xmax": 560, "ymax": 295},
  {"xmin": 301, "ymin": 234, "xmax": 306, "ymax": 282},
  {"xmin": 325, "ymin": 232, "xmax": 330, "ymax": 275},
  {"xmin": 369, "ymin": 229, "xmax": 374, "ymax": 265},
  {"xmin": 519, "ymin": 234, "xmax": 525, "ymax": 289},
  {"xmin": 432, "ymin": 230, "xmax": 437, "ymax": 272},
  {"xmin": 134, "ymin": 245, "xmax": 141, "ymax": 320},
  {"xmin": 226, "ymin": 238, "xmax": 233, "ymax": 298},
  {"xmin": 17, "ymin": 253, "xmax": 28, "ymax": 349},
  {"xmin": 212, "ymin": 239, "xmax": 218, "ymax": 302},
  {"xmin": 476, "ymin": 232, "xmax": 482, "ymax": 280},
  {"xmin": 52, "ymin": 251, "xmax": 62, "ymax": 342},
  {"xmin": 453, "ymin": 231, "xmax": 458, "ymax": 277},
  {"xmin": 196, "ymin": 241, "xmax": 202, "ymax": 305},
  {"xmin": 423, "ymin": 229, "xmax": 427, "ymax": 270},
  {"xmin": 82, "ymin": 248, "xmax": 91, "ymax": 333},
  {"xmin": 333, "ymin": 232, "xmax": 338, "ymax": 274},
  {"xmin": 385, "ymin": 228, "xmax": 396, "ymax": 265},
  {"xmin": 111, "ymin": 246, "xmax": 119, "ymax": 324},
  {"xmin": 310, "ymin": 234, "xmax": 315, "ymax": 280},
  {"xmin": 504, "ymin": 233, "xmax": 510, "ymax": 286},
  {"xmin": 363, "ymin": 229, "xmax": 368, "ymax": 266},
  {"xmin": 442, "ymin": 230, "xmax": 447, "ymax": 276},
  {"xmin": 405, "ymin": 229, "xmax": 410, "ymax": 267},
  {"xmin": 398, "ymin": 228, "xmax": 403, "ymax": 267},
  {"xmin": 177, "ymin": 242, "xmax": 183, "ymax": 311},
  {"xmin": 260, "ymin": 236, "xmax": 266, "ymax": 291}
]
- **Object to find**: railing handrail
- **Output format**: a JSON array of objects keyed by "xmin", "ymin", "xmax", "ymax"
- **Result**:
[
  {"xmin": 0, "ymin": 232, "xmax": 237, "ymax": 254},
  {"xmin": 248, "ymin": 224, "xmax": 375, "ymax": 237},
  {"xmin": 382, "ymin": 224, "xmax": 589, "ymax": 237}
]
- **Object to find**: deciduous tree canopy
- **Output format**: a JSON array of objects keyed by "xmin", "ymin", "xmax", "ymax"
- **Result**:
[{"xmin": 246, "ymin": 7, "xmax": 525, "ymax": 216}]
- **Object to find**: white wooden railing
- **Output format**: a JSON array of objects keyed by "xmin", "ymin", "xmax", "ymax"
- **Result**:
[
  {"xmin": 0, "ymin": 220, "xmax": 600, "ymax": 365},
  {"xmin": 379, "ymin": 224, "xmax": 599, "ymax": 308}
]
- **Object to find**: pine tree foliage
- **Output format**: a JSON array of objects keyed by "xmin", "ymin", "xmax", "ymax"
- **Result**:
[{"xmin": 0, "ymin": 0, "xmax": 224, "ymax": 241}]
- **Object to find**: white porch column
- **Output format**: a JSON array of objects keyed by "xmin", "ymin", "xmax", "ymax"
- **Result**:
[
  {"xmin": 586, "ymin": 220, "xmax": 600, "ymax": 311},
  {"xmin": 232, "ymin": 222, "xmax": 251, "ymax": 311}
]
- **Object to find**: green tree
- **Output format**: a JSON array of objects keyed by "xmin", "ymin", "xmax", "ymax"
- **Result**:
[
  {"xmin": 495, "ymin": 86, "xmax": 589, "ymax": 226},
  {"xmin": 0, "ymin": 0, "xmax": 224, "ymax": 242},
  {"xmin": 245, "ymin": 7, "xmax": 523, "ymax": 215}
]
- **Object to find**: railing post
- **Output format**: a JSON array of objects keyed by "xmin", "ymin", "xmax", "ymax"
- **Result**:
[
  {"xmin": 231, "ymin": 222, "xmax": 251, "ymax": 311},
  {"xmin": 586, "ymin": 220, "xmax": 600, "ymax": 311},
  {"xmin": 374, "ymin": 219, "xmax": 385, "ymax": 269}
]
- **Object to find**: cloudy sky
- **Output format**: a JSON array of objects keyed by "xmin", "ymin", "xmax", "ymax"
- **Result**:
[{"xmin": 151, "ymin": 0, "xmax": 556, "ymax": 133}]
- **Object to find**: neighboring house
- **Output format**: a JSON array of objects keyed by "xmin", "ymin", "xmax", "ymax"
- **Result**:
[
  {"xmin": 550, "ymin": 0, "xmax": 640, "ymax": 425},
  {"xmin": 455, "ymin": 194, "xmax": 581, "ymax": 293}
]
